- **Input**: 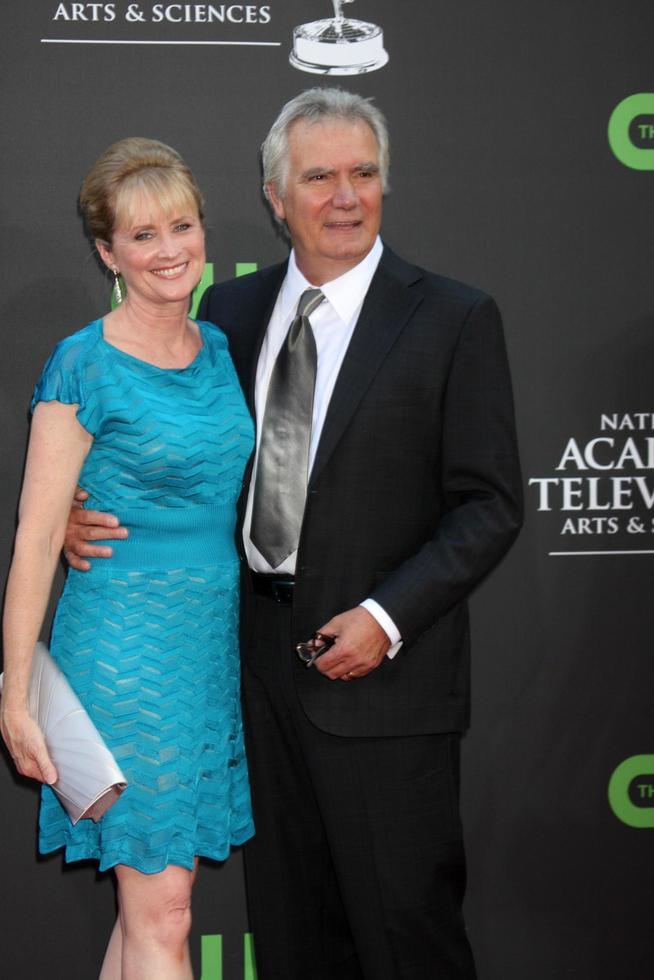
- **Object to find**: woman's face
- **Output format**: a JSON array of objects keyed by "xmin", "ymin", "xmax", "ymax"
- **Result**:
[{"xmin": 98, "ymin": 188, "xmax": 205, "ymax": 310}]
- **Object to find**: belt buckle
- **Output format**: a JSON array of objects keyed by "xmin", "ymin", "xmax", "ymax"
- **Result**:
[{"xmin": 271, "ymin": 580, "xmax": 292, "ymax": 603}]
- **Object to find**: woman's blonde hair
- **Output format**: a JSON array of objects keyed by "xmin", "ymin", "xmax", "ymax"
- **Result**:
[{"xmin": 79, "ymin": 137, "xmax": 204, "ymax": 243}]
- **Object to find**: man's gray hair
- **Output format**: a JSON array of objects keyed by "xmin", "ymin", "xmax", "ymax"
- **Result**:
[{"xmin": 261, "ymin": 87, "xmax": 390, "ymax": 206}]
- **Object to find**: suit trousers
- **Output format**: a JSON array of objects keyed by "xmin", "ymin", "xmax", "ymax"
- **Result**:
[{"xmin": 241, "ymin": 592, "xmax": 477, "ymax": 980}]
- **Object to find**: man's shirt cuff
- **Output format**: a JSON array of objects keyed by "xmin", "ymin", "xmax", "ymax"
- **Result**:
[{"xmin": 360, "ymin": 599, "xmax": 403, "ymax": 660}]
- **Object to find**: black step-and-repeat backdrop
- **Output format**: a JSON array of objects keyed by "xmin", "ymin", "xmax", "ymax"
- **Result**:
[{"xmin": 1, "ymin": 3, "xmax": 652, "ymax": 978}]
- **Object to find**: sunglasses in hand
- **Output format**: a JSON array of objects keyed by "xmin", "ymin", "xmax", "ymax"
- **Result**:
[{"xmin": 295, "ymin": 631, "xmax": 337, "ymax": 668}]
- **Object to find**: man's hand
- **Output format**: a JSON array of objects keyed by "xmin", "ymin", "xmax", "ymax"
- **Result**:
[
  {"xmin": 63, "ymin": 488, "xmax": 128, "ymax": 571},
  {"xmin": 313, "ymin": 606, "xmax": 390, "ymax": 681}
]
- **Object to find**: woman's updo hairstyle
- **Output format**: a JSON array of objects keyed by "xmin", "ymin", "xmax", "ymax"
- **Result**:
[{"xmin": 79, "ymin": 137, "xmax": 204, "ymax": 244}]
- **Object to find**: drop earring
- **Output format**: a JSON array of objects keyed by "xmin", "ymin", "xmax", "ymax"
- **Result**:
[{"xmin": 112, "ymin": 268, "xmax": 123, "ymax": 305}]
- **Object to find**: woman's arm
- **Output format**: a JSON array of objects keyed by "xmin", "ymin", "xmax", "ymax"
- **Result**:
[{"xmin": 1, "ymin": 402, "xmax": 92, "ymax": 783}]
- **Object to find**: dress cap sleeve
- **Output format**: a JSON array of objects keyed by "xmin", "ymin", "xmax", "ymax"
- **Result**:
[{"xmin": 30, "ymin": 331, "xmax": 98, "ymax": 435}]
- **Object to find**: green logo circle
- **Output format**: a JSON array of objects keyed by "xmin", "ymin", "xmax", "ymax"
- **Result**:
[
  {"xmin": 608, "ymin": 94, "xmax": 654, "ymax": 170},
  {"xmin": 608, "ymin": 755, "xmax": 654, "ymax": 827}
]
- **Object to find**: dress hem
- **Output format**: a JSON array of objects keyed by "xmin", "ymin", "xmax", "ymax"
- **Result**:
[{"xmin": 39, "ymin": 823, "xmax": 255, "ymax": 875}]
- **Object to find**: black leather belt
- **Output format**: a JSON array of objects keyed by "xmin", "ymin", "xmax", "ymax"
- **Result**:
[{"xmin": 251, "ymin": 572, "xmax": 295, "ymax": 604}]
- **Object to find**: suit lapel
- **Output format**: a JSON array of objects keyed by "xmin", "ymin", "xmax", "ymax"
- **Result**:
[
  {"xmin": 244, "ymin": 262, "xmax": 287, "ymax": 416},
  {"xmin": 310, "ymin": 248, "xmax": 423, "ymax": 484},
  {"xmin": 233, "ymin": 262, "xmax": 286, "ymax": 511}
]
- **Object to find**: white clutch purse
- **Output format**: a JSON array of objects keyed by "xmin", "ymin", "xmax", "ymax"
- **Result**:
[{"xmin": 1, "ymin": 642, "xmax": 127, "ymax": 824}]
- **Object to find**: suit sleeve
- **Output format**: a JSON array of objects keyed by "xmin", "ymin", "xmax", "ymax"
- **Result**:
[{"xmin": 369, "ymin": 294, "xmax": 523, "ymax": 648}]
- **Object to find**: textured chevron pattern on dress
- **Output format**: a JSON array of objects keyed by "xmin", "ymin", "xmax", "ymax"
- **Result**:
[{"xmin": 33, "ymin": 320, "xmax": 255, "ymax": 873}]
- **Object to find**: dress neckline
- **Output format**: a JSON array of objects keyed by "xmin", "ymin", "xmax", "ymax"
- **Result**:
[{"xmin": 97, "ymin": 318, "xmax": 207, "ymax": 371}]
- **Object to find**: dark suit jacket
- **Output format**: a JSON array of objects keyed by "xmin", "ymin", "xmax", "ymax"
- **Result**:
[{"xmin": 198, "ymin": 245, "xmax": 523, "ymax": 738}]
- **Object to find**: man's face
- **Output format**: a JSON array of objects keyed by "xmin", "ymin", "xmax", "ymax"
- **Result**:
[{"xmin": 267, "ymin": 117, "xmax": 383, "ymax": 285}]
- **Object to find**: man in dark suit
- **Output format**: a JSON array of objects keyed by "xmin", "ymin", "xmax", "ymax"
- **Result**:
[
  {"xmin": 199, "ymin": 88, "xmax": 522, "ymax": 979},
  {"xmin": 68, "ymin": 89, "xmax": 522, "ymax": 979}
]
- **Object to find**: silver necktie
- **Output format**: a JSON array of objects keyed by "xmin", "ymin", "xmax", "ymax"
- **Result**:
[{"xmin": 250, "ymin": 288, "xmax": 325, "ymax": 568}]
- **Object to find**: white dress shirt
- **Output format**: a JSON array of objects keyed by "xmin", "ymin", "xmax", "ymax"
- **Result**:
[{"xmin": 243, "ymin": 237, "xmax": 402, "ymax": 657}]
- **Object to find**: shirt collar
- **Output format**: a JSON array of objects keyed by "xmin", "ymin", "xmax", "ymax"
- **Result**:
[{"xmin": 280, "ymin": 236, "xmax": 384, "ymax": 325}]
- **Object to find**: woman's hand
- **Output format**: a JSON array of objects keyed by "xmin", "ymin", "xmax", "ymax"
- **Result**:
[{"xmin": 1, "ymin": 706, "xmax": 57, "ymax": 785}]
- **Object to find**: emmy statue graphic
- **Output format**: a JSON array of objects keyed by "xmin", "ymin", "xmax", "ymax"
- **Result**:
[{"xmin": 290, "ymin": 0, "xmax": 389, "ymax": 76}]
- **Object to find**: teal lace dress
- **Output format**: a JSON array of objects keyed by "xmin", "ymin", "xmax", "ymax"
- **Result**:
[{"xmin": 32, "ymin": 319, "xmax": 255, "ymax": 874}]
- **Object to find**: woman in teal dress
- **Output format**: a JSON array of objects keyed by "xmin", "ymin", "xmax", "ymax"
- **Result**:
[{"xmin": 0, "ymin": 138, "xmax": 254, "ymax": 979}]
